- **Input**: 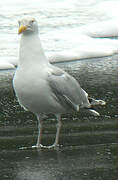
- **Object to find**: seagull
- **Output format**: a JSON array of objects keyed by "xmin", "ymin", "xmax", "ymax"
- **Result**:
[{"xmin": 13, "ymin": 17, "xmax": 106, "ymax": 149}]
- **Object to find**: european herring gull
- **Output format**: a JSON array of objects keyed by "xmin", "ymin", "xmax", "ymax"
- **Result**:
[{"xmin": 13, "ymin": 17, "xmax": 106, "ymax": 149}]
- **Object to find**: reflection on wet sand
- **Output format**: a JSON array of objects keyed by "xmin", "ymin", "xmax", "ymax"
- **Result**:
[{"xmin": 0, "ymin": 144, "xmax": 118, "ymax": 180}]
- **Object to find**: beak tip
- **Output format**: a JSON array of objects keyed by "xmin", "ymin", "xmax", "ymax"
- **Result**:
[{"xmin": 18, "ymin": 25, "xmax": 27, "ymax": 34}]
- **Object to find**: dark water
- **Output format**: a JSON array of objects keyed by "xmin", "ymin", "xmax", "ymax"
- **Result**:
[{"xmin": 0, "ymin": 56, "xmax": 118, "ymax": 180}]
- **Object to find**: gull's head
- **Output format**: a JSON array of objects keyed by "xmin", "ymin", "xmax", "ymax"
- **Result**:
[{"xmin": 18, "ymin": 17, "xmax": 38, "ymax": 35}]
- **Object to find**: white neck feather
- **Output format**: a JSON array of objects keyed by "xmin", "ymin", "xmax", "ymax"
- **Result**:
[{"xmin": 19, "ymin": 33, "xmax": 49, "ymax": 67}]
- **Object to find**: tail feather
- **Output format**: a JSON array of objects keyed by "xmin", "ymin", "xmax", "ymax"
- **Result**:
[
  {"xmin": 84, "ymin": 97, "xmax": 106, "ymax": 116},
  {"xmin": 87, "ymin": 109, "xmax": 100, "ymax": 116},
  {"xmin": 88, "ymin": 97, "xmax": 106, "ymax": 106}
]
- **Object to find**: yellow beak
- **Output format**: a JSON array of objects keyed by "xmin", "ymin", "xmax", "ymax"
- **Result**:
[{"xmin": 18, "ymin": 25, "xmax": 27, "ymax": 34}]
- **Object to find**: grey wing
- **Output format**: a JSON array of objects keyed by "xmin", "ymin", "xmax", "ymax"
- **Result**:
[{"xmin": 47, "ymin": 66, "xmax": 90, "ymax": 111}]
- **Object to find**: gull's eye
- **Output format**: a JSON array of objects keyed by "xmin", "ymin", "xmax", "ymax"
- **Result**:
[{"xmin": 30, "ymin": 19, "xmax": 35, "ymax": 23}]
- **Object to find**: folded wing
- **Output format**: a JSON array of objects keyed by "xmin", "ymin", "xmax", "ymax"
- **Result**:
[{"xmin": 47, "ymin": 66, "xmax": 91, "ymax": 111}]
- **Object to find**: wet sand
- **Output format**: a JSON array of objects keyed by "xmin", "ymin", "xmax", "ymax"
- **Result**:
[{"xmin": 0, "ymin": 56, "xmax": 118, "ymax": 179}]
